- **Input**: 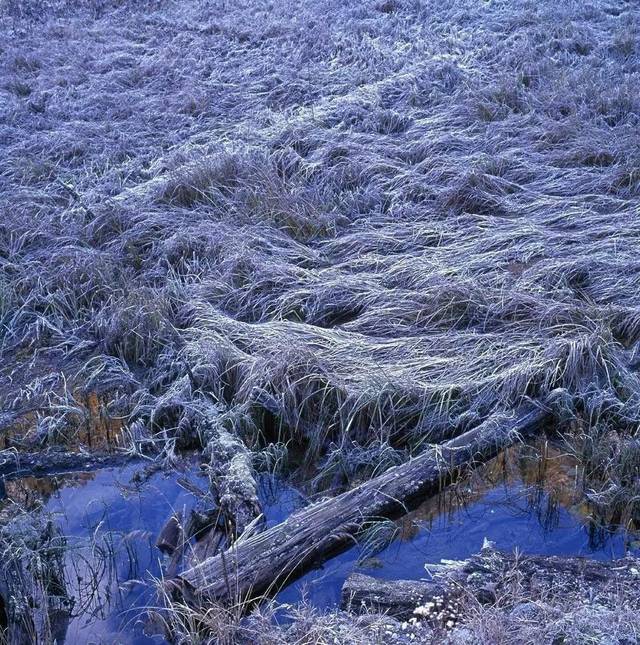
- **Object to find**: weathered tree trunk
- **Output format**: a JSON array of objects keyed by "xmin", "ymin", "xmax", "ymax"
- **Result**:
[
  {"xmin": 204, "ymin": 428, "xmax": 262, "ymax": 540},
  {"xmin": 341, "ymin": 573, "xmax": 451, "ymax": 620},
  {"xmin": 176, "ymin": 403, "xmax": 550, "ymax": 604},
  {"xmin": 341, "ymin": 548, "xmax": 640, "ymax": 621},
  {"xmin": 0, "ymin": 450, "xmax": 135, "ymax": 484}
]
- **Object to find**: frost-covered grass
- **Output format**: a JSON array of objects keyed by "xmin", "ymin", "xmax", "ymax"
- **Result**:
[
  {"xmin": 2, "ymin": 0, "xmax": 640, "ymax": 639},
  {"xmin": 2, "ymin": 0, "xmax": 640, "ymax": 567},
  {"xmin": 2, "ymin": 0, "xmax": 640, "ymax": 462}
]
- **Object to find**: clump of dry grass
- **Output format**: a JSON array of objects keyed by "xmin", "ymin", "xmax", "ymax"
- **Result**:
[
  {"xmin": 563, "ymin": 419, "xmax": 640, "ymax": 533},
  {"xmin": 2, "ymin": 0, "xmax": 639, "ymax": 458},
  {"xmin": 446, "ymin": 554, "xmax": 640, "ymax": 645},
  {"xmin": 155, "ymin": 585, "xmax": 428, "ymax": 645},
  {"xmin": 449, "ymin": 603, "xmax": 640, "ymax": 645},
  {"xmin": 0, "ymin": 505, "xmax": 71, "ymax": 644}
]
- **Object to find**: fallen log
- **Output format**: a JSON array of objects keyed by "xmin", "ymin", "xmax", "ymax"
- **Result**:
[
  {"xmin": 341, "ymin": 573, "xmax": 450, "ymax": 621},
  {"xmin": 341, "ymin": 547, "xmax": 640, "ymax": 622},
  {"xmin": 176, "ymin": 402, "xmax": 551, "ymax": 604},
  {"xmin": 0, "ymin": 449, "xmax": 136, "ymax": 482},
  {"xmin": 205, "ymin": 433, "xmax": 261, "ymax": 540}
]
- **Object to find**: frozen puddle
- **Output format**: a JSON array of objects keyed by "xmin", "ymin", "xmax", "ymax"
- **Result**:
[{"xmin": 1, "ymin": 439, "xmax": 638, "ymax": 642}]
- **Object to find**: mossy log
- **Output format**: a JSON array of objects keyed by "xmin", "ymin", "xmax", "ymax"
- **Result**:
[{"xmin": 176, "ymin": 403, "xmax": 550, "ymax": 604}]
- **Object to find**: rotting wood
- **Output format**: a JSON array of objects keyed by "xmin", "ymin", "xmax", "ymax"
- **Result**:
[
  {"xmin": 204, "ymin": 427, "xmax": 262, "ymax": 541},
  {"xmin": 175, "ymin": 402, "xmax": 551, "ymax": 604},
  {"xmin": 186, "ymin": 509, "xmax": 226, "ymax": 565},
  {"xmin": 0, "ymin": 450, "xmax": 136, "ymax": 484},
  {"xmin": 341, "ymin": 547, "xmax": 640, "ymax": 621},
  {"xmin": 156, "ymin": 512, "xmax": 183, "ymax": 555},
  {"xmin": 341, "ymin": 573, "xmax": 451, "ymax": 621},
  {"xmin": 161, "ymin": 378, "xmax": 261, "ymax": 545}
]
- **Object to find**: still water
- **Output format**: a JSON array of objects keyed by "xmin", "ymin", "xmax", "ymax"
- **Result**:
[{"xmin": 1, "ymin": 441, "xmax": 637, "ymax": 643}]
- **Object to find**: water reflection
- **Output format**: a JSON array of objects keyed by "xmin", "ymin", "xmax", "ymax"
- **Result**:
[
  {"xmin": 1, "ymin": 459, "xmax": 208, "ymax": 644},
  {"xmin": 0, "ymin": 438, "xmax": 637, "ymax": 642},
  {"xmin": 396, "ymin": 440, "xmax": 582, "ymax": 541},
  {"xmin": 275, "ymin": 439, "xmax": 640, "ymax": 610}
]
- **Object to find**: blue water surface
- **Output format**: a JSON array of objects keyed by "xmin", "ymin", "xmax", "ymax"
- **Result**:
[
  {"xmin": 270, "ymin": 474, "xmax": 638, "ymax": 610},
  {"xmin": 13, "ymin": 446, "xmax": 638, "ymax": 643}
]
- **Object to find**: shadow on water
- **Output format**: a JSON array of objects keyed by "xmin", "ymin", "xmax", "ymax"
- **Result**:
[{"xmin": 0, "ymin": 438, "xmax": 638, "ymax": 642}]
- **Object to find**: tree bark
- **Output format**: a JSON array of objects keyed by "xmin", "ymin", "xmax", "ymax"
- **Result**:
[
  {"xmin": 341, "ymin": 548, "xmax": 640, "ymax": 621},
  {"xmin": 176, "ymin": 403, "xmax": 550, "ymax": 604},
  {"xmin": 0, "ymin": 449, "xmax": 135, "ymax": 483}
]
